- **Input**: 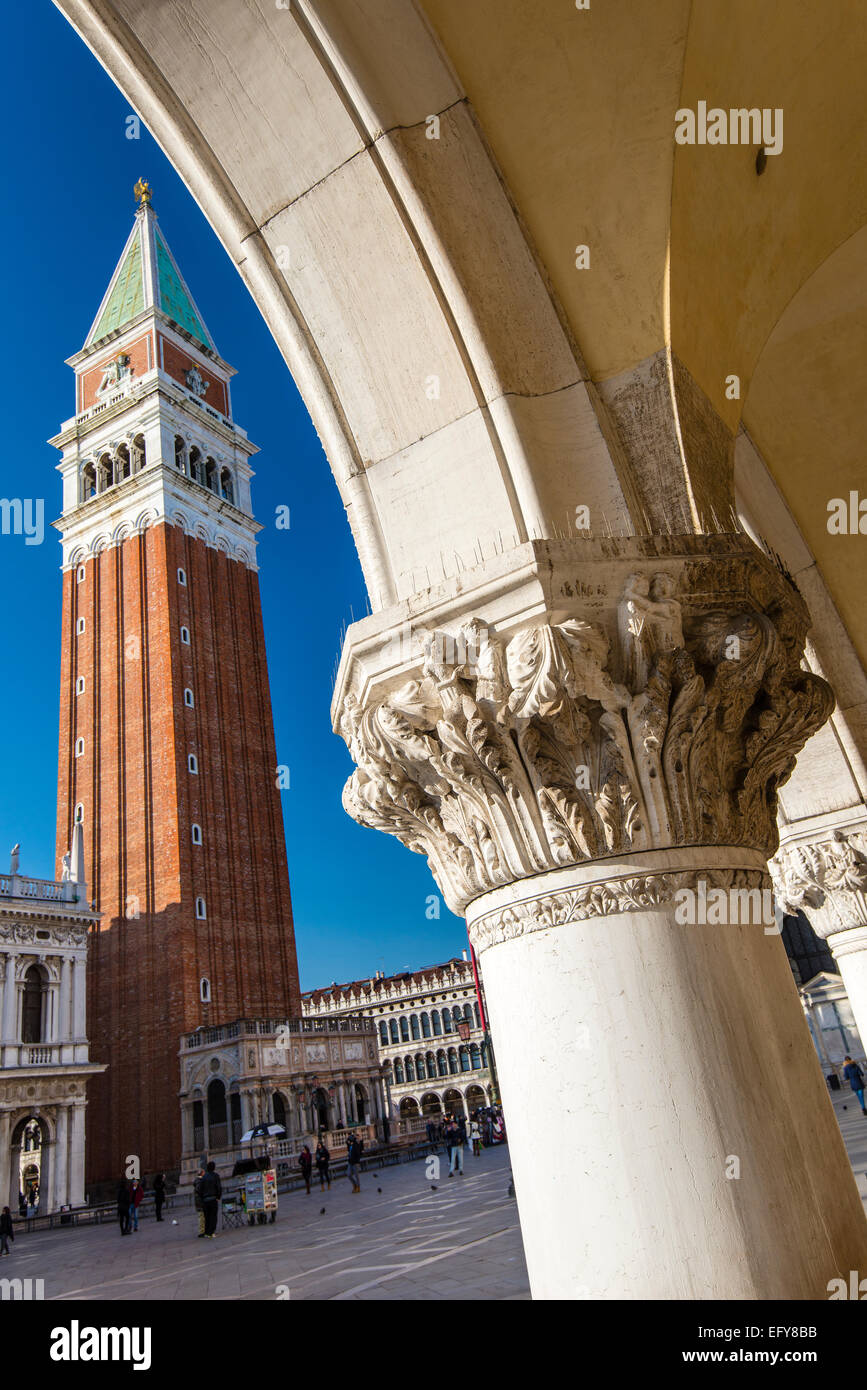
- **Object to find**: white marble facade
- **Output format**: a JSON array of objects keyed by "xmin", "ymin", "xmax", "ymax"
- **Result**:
[{"xmin": 0, "ymin": 836, "xmax": 103, "ymax": 1212}]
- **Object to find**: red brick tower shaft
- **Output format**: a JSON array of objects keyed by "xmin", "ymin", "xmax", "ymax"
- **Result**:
[{"xmin": 51, "ymin": 191, "xmax": 300, "ymax": 1184}]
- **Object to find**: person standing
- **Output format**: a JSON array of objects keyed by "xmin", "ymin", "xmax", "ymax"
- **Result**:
[
  {"xmin": 0, "ymin": 1207, "xmax": 14, "ymax": 1256},
  {"xmin": 843, "ymin": 1055, "xmax": 867, "ymax": 1115},
  {"xmin": 470, "ymin": 1118, "xmax": 482, "ymax": 1157},
  {"xmin": 315, "ymin": 1140, "xmax": 331, "ymax": 1191},
  {"xmin": 129, "ymin": 1179, "xmax": 144, "ymax": 1231},
  {"xmin": 448, "ymin": 1119, "xmax": 464, "ymax": 1178},
  {"xmin": 117, "ymin": 1179, "xmax": 131, "ymax": 1236},
  {"xmin": 199, "ymin": 1161, "xmax": 222, "ymax": 1238},
  {"xmin": 299, "ymin": 1145, "xmax": 313, "ymax": 1195},
  {"xmin": 153, "ymin": 1173, "xmax": 166, "ymax": 1222},
  {"xmin": 346, "ymin": 1135, "xmax": 362, "ymax": 1193}
]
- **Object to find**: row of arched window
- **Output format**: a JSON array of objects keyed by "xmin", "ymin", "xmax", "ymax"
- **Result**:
[
  {"xmin": 80, "ymin": 435, "xmax": 147, "ymax": 502},
  {"xmin": 174, "ymin": 436, "xmax": 235, "ymax": 503},
  {"xmin": 78, "ymin": 434, "xmax": 237, "ymax": 507},
  {"xmin": 392, "ymin": 1044, "xmax": 486, "ymax": 1084},
  {"xmin": 378, "ymin": 1002, "xmax": 480, "ymax": 1046}
]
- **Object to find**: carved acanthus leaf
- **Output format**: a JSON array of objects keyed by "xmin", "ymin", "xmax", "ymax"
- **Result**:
[{"xmin": 339, "ymin": 558, "xmax": 832, "ymax": 916}]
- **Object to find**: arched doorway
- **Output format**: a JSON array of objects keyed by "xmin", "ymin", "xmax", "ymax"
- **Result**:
[
  {"xmin": 465, "ymin": 1085, "xmax": 485, "ymax": 1116},
  {"xmin": 421, "ymin": 1093, "xmax": 442, "ymax": 1117},
  {"xmin": 272, "ymin": 1091, "xmax": 287, "ymax": 1133},
  {"xmin": 399, "ymin": 1097, "xmax": 419, "ymax": 1119},
  {"xmin": 442, "ymin": 1088, "xmax": 464, "ymax": 1119},
  {"xmin": 353, "ymin": 1083, "xmax": 367, "ymax": 1123},
  {"xmin": 207, "ymin": 1078, "xmax": 227, "ymax": 1149},
  {"xmin": 10, "ymin": 1116, "xmax": 50, "ymax": 1213},
  {"xmin": 312, "ymin": 1087, "xmax": 329, "ymax": 1133}
]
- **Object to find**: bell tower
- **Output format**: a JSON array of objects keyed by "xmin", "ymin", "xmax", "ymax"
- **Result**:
[{"xmin": 51, "ymin": 181, "xmax": 301, "ymax": 1183}]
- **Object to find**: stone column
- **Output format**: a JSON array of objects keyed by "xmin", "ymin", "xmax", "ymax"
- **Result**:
[
  {"xmin": 68, "ymin": 1103, "xmax": 86, "ymax": 1207},
  {"xmin": 0, "ymin": 1110, "xmax": 11, "ymax": 1211},
  {"xmin": 334, "ymin": 536, "xmax": 867, "ymax": 1298},
  {"xmin": 336, "ymin": 1082, "xmax": 347, "ymax": 1127},
  {"xmin": 58, "ymin": 957, "xmax": 72, "ymax": 1050},
  {"xmin": 53, "ymin": 1106, "xmax": 69, "ymax": 1211},
  {"xmin": 772, "ymin": 828, "xmax": 867, "ymax": 1055},
  {"xmin": 1, "ymin": 952, "xmax": 19, "ymax": 1065}
]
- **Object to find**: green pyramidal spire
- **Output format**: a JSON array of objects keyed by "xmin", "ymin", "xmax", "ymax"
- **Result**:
[{"xmin": 85, "ymin": 183, "xmax": 216, "ymax": 353}]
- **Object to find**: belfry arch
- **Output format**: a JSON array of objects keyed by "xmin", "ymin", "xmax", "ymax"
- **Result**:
[{"xmin": 55, "ymin": 0, "xmax": 867, "ymax": 1298}]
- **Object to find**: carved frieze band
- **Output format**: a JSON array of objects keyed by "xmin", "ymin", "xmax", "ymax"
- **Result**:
[
  {"xmin": 467, "ymin": 868, "xmax": 769, "ymax": 952},
  {"xmin": 339, "ymin": 549, "xmax": 832, "ymax": 916}
]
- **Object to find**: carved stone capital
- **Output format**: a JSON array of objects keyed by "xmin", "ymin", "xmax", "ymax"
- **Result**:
[
  {"xmin": 336, "ymin": 539, "xmax": 832, "ymax": 915},
  {"xmin": 771, "ymin": 829, "xmax": 867, "ymax": 940}
]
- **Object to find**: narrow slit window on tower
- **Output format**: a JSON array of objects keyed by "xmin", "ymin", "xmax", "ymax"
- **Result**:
[
  {"xmin": 184, "ymin": 688, "xmax": 195, "ymax": 708},
  {"xmin": 74, "ymin": 803, "xmax": 84, "ymax": 824},
  {"xmin": 188, "ymin": 754, "xmax": 198, "ymax": 775},
  {"xmin": 75, "ymin": 738, "xmax": 85, "ymax": 758},
  {"xmin": 195, "ymin": 897, "xmax": 207, "ymax": 920},
  {"xmin": 200, "ymin": 977, "xmax": 211, "ymax": 1003},
  {"xmin": 177, "ymin": 568, "xmax": 187, "ymax": 586},
  {"xmin": 76, "ymin": 617, "xmax": 85, "ymax": 635},
  {"xmin": 180, "ymin": 626, "xmax": 190, "ymax": 645},
  {"xmin": 77, "ymin": 565, "xmax": 86, "ymax": 583},
  {"xmin": 76, "ymin": 676, "xmax": 85, "ymax": 695},
  {"xmin": 191, "ymin": 823, "xmax": 202, "ymax": 846}
]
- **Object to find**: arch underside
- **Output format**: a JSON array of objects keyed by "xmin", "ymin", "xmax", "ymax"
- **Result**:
[{"xmin": 55, "ymin": 2, "xmax": 867, "ymax": 678}]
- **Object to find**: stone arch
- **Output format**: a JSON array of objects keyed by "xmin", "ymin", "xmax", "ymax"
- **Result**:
[
  {"xmin": 80, "ymin": 460, "xmax": 97, "ymax": 502},
  {"xmin": 9, "ymin": 1113, "xmax": 52, "ymax": 1213},
  {"xmin": 442, "ymin": 1087, "xmax": 464, "ymax": 1119}
]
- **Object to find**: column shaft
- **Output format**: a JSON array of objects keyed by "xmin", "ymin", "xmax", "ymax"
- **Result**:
[{"xmin": 470, "ymin": 855, "xmax": 867, "ymax": 1298}]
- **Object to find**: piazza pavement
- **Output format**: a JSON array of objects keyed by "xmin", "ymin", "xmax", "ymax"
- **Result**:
[{"xmin": 7, "ymin": 1097, "xmax": 867, "ymax": 1302}]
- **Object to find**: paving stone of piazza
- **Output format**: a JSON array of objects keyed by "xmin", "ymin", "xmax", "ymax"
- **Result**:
[
  {"xmin": 11, "ymin": 1097, "xmax": 867, "ymax": 1302},
  {"xmin": 15, "ymin": 1143, "xmax": 529, "ymax": 1302}
]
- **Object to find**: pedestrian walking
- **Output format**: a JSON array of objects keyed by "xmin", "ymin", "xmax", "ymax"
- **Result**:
[
  {"xmin": 199, "ymin": 1161, "xmax": 222, "ymax": 1238},
  {"xmin": 0, "ymin": 1207, "xmax": 14, "ymax": 1256},
  {"xmin": 315, "ymin": 1140, "xmax": 331, "ymax": 1191},
  {"xmin": 347, "ymin": 1135, "xmax": 362, "ymax": 1192},
  {"xmin": 128, "ymin": 1179, "xmax": 144, "ymax": 1231},
  {"xmin": 299, "ymin": 1145, "xmax": 313, "ymax": 1194},
  {"xmin": 470, "ymin": 1119, "xmax": 482, "ymax": 1157},
  {"xmin": 447, "ymin": 1119, "xmax": 464, "ymax": 1177},
  {"xmin": 17, "ymin": 1191, "xmax": 26, "ymax": 1220},
  {"xmin": 117, "ymin": 1179, "xmax": 131, "ymax": 1236},
  {"xmin": 843, "ymin": 1055, "xmax": 867, "ymax": 1115},
  {"xmin": 153, "ymin": 1172, "xmax": 166, "ymax": 1222}
]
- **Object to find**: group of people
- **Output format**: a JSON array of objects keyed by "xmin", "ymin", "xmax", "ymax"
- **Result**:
[
  {"xmin": 17, "ymin": 1188, "xmax": 38, "ymax": 1220},
  {"xmin": 425, "ymin": 1106, "xmax": 506, "ymax": 1172},
  {"xmin": 116, "ymin": 1172, "xmax": 167, "ymax": 1234},
  {"xmin": 297, "ymin": 1140, "xmax": 333, "ymax": 1193}
]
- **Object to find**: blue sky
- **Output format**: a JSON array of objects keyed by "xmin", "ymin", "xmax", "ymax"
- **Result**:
[{"xmin": 0, "ymin": 3, "xmax": 466, "ymax": 987}]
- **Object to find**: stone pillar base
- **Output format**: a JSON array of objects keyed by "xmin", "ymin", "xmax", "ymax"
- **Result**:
[{"xmin": 468, "ymin": 850, "xmax": 867, "ymax": 1299}]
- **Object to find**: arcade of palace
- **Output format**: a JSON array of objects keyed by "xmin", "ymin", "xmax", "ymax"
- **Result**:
[{"xmin": 39, "ymin": 0, "xmax": 867, "ymax": 1298}]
